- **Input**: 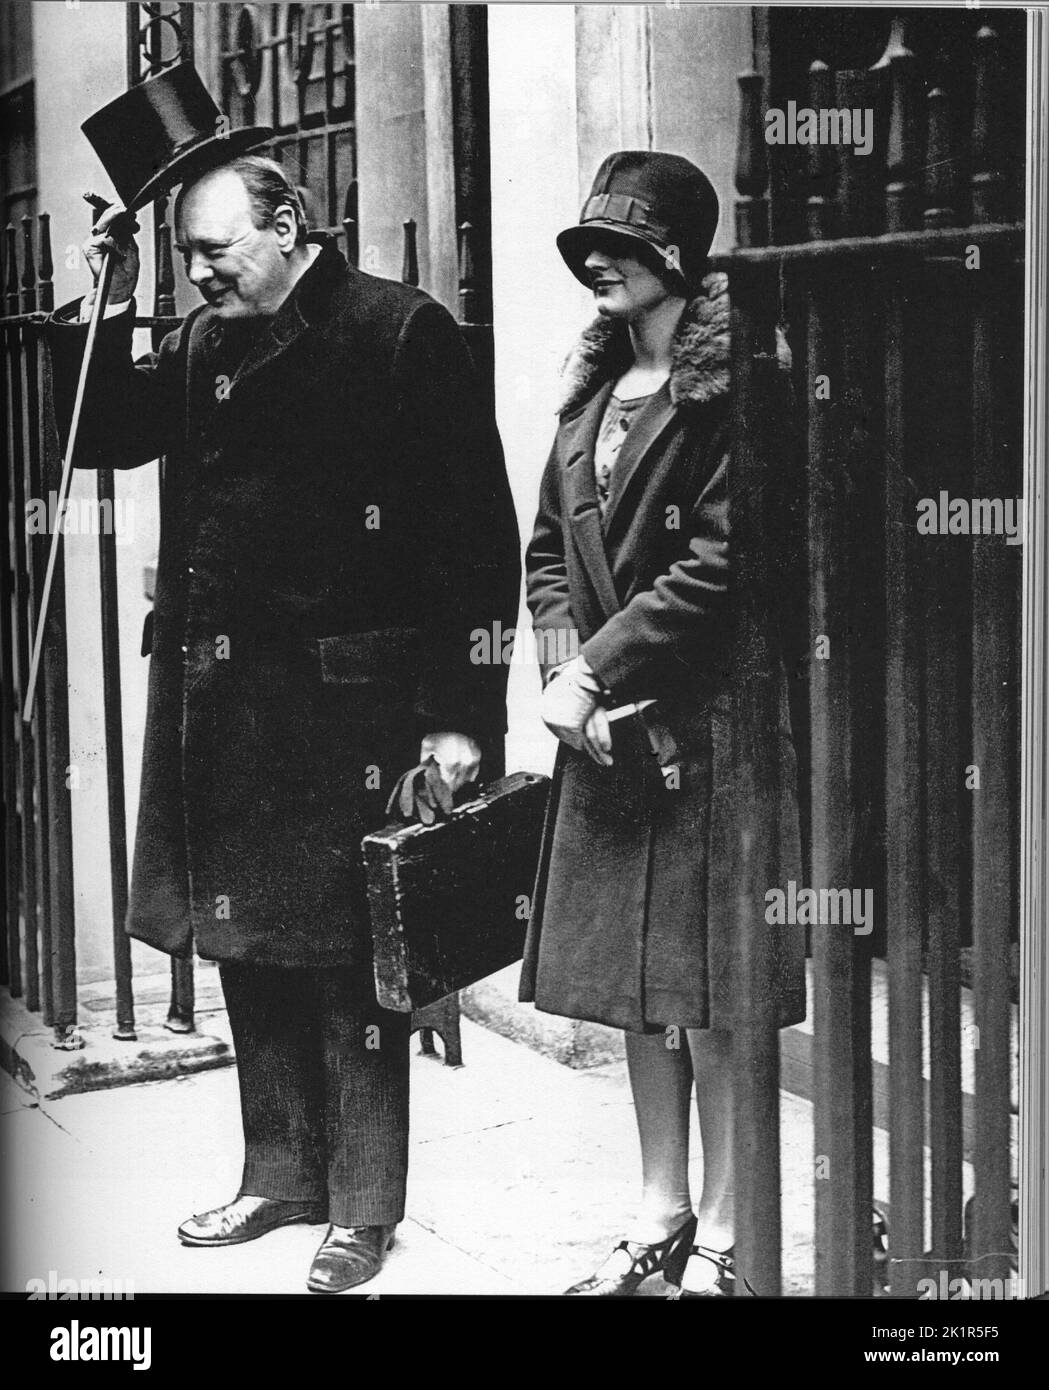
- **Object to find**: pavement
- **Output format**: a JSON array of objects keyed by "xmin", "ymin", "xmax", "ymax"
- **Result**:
[
  {"xmin": 3, "ymin": 949, "xmax": 1012, "ymax": 1298},
  {"xmin": 1, "ymin": 1014, "xmax": 825, "ymax": 1297}
]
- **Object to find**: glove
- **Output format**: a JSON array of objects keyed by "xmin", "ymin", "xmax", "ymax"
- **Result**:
[
  {"xmin": 582, "ymin": 705, "xmax": 613, "ymax": 767},
  {"xmin": 386, "ymin": 757, "xmax": 454, "ymax": 825},
  {"xmin": 420, "ymin": 731, "xmax": 481, "ymax": 793},
  {"xmin": 385, "ymin": 732, "xmax": 482, "ymax": 825},
  {"xmin": 81, "ymin": 204, "xmax": 141, "ymax": 313},
  {"xmin": 539, "ymin": 655, "xmax": 604, "ymax": 754}
]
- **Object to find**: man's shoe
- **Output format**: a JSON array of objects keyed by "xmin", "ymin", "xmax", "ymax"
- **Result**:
[
  {"xmin": 178, "ymin": 1195, "xmax": 327, "ymax": 1247},
  {"xmin": 306, "ymin": 1223, "xmax": 397, "ymax": 1293}
]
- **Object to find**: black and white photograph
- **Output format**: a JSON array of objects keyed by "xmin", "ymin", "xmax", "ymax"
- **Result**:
[{"xmin": 1, "ymin": 0, "xmax": 1047, "ymax": 1350}]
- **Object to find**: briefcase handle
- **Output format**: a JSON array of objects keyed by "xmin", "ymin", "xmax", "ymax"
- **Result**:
[{"xmin": 454, "ymin": 771, "xmax": 547, "ymax": 818}]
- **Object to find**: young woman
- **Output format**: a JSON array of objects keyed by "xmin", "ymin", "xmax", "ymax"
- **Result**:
[{"xmin": 520, "ymin": 151, "xmax": 805, "ymax": 1296}]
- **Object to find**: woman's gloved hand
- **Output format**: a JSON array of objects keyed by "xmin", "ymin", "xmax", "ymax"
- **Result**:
[
  {"xmin": 582, "ymin": 705, "xmax": 613, "ymax": 767},
  {"xmin": 540, "ymin": 655, "xmax": 604, "ymax": 754}
]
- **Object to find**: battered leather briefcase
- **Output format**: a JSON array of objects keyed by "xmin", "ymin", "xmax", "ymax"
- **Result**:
[{"xmin": 361, "ymin": 770, "xmax": 551, "ymax": 1011}]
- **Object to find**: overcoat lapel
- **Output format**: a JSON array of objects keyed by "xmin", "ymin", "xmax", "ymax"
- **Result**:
[
  {"xmin": 228, "ymin": 295, "xmax": 310, "ymax": 392},
  {"xmin": 559, "ymin": 381, "xmax": 622, "ymax": 622},
  {"xmin": 559, "ymin": 377, "xmax": 682, "ymax": 621}
]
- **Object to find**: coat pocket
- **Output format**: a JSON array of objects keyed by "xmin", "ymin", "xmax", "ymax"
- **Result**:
[{"xmin": 317, "ymin": 627, "xmax": 422, "ymax": 689}]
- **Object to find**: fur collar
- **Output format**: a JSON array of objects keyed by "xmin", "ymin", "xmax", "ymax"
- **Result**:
[{"xmin": 558, "ymin": 270, "xmax": 789, "ymax": 416}]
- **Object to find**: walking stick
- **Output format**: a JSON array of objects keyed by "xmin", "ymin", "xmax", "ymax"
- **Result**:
[{"xmin": 22, "ymin": 200, "xmax": 134, "ymax": 723}]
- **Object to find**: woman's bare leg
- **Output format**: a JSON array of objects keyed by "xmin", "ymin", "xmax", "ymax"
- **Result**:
[
  {"xmin": 622, "ymin": 1029, "xmax": 695, "ymax": 1243},
  {"xmin": 680, "ymin": 1027, "xmax": 734, "ymax": 1290}
]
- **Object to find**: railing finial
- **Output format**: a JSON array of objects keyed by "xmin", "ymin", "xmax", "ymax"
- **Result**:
[
  {"xmin": 38, "ymin": 213, "xmax": 54, "ymax": 313},
  {"xmin": 342, "ymin": 179, "xmax": 359, "ymax": 268},
  {"xmin": 885, "ymin": 25, "xmax": 921, "ymax": 233},
  {"xmin": 807, "ymin": 59, "xmax": 836, "ymax": 241},
  {"xmin": 971, "ymin": 24, "xmax": 1004, "ymax": 224},
  {"xmin": 734, "ymin": 71, "xmax": 769, "ymax": 248},
  {"xmin": 21, "ymin": 214, "xmax": 37, "ymax": 314},
  {"xmin": 5, "ymin": 224, "xmax": 19, "ymax": 314},
  {"xmin": 401, "ymin": 217, "xmax": 418, "ymax": 287},
  {"xmin": 923, "ymin": 87, "xmax": 957, "ymax": 230},
  {"xmin": 457, "ymin": 220, "xmax": 478, "ymax": 325},
  {"xmin": 156, "ymin": 218, "xmax": 175, "ymax": 315}
]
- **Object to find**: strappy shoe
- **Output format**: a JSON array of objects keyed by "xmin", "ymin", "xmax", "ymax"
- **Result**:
[
  {"xmin": 673, "ymin": 1243, "xmax": 740, "ymax": 1297},
  {"xmin": 564, "ymin": 1213, "xmax": 697, "ymax": 1296},
  {"xmin": 872, "ymin": 1206, "xmax": 890, "ymax": 1294}
]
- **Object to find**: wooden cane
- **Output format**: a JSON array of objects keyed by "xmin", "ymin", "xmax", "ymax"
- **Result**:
[{"xmin": 21, "ymin": 226, "xmax": 119, "ymax": 722}]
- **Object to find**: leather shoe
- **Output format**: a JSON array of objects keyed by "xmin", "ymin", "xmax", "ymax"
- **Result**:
[
  {"xmin": 565, "ymin": 1214, "xmax": 697, "ymax": 1296},
  {"xmin": 673, "ymin": 1243, "xmax": 738, "ymax": 1297},
  {"xmin": 307, "ymin": 1223, "xmax": 397, "ymax": 1293},
  {"xmin": 178, "ymin": 1195, "xmax": 327, "ymax": 1247}
]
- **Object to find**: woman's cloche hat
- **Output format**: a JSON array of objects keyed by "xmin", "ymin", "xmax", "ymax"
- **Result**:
[
  {"xmin": 557, "ymin": 150, "xmax": 720, "ymax": 296},
  {"xmin": 81, "ymin": 62, "xmax": 273, "ymax": 212}
]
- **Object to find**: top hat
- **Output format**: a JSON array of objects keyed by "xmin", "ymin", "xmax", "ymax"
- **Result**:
[
  {"xmin": 81, "ymin": 62, "xmax": 273, "ymax": 212},
  {"xmin": 557, "ymin": 150, "xmax": 720, "ymax": 295}
]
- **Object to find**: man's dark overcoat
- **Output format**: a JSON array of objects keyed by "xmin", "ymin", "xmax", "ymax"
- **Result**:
[
  {"xmin": 49, "ymin": 236, "xmax": 520, "ymax": 968},
  {"xmin": 519, "ymin": 272, "xmax": 806, "ymax": 1033}
]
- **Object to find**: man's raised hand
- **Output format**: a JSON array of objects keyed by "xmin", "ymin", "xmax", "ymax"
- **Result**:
[{"xmin": 82, "ymin": 203, "xmax": 141, "ymax": 308}]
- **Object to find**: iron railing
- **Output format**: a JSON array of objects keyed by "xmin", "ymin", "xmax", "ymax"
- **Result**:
[
  {"xmin": 713, "ymin": 14, "xmax": 1022, "ymax": 1295},
  {"xmin": 2, "ymin": 212, "xmax": 79, "ymax": 1046}
]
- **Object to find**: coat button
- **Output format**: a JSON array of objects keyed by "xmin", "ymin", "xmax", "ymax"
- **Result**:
[
  {"xmin": 181, "ymin": 644, "xmax": 188, "ymax": 654},
  {"xmin": 187, "ymin": 566, "xmax": 195, "ymax": 575}
]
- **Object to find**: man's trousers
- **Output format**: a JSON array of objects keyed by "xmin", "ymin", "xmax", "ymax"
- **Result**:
[{"xmin": 219, "ymin": 963, "xmax": 411, "ymax": 1227}]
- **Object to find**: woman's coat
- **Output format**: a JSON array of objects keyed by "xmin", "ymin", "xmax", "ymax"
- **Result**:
[{"xmin": 519, "ymin": 272, "xmax": 806, "ymax": 1032}]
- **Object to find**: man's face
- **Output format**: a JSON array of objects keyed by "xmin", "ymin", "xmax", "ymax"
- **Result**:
[{"xmin": 174, "ymin": 169, "xmax": 293, "ymax": 319}]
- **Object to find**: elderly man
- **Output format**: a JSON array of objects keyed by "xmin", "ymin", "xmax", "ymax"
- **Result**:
[{"xmin": 49, "ymin": 154, "xmax": 519, "ymax": 1292}]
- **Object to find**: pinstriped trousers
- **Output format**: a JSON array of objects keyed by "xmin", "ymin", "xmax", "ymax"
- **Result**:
[{"xmin": 220, "ymin": 964, "xmax": 411, "ymax": 1227}]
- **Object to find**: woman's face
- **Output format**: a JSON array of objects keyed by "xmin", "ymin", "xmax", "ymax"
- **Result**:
[{"xmin": 583, "ymin": 233, "xmax": 677, "ymax": 320}]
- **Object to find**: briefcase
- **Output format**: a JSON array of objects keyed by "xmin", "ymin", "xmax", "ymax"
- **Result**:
[{"xmin": 361, "ymin": 770, "xmax": 551, "ymax": 1012}]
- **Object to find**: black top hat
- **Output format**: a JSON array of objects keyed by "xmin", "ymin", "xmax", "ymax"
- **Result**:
[
  {"xmin": 557, "ymin": 151, "xmax": 720, "ymax": 296},
  {"xmin": 81, "ymin": 62, "xmax": 273, "ymax": 212}
]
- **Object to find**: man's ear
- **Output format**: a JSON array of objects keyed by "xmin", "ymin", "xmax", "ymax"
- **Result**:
[{"xmin": 272, "ymin": 203, "xmax": 300, "ymax": 253}]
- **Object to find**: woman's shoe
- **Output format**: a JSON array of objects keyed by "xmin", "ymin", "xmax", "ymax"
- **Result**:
[
  {"xmin": 564, "ymin": 1213, "xmax": 697, "ymax": 1296},
  {"xmin": 674, "ymin": 1244, "xmax": 737, "ymax": 1297},
  {"xmin": 872, "ymin": 1207, "xmax": 890, "ymax": 1294}
]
